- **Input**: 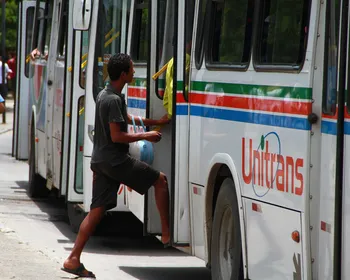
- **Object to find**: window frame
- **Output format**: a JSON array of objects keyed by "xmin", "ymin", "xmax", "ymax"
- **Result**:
[
  {"xmin": 252, "ymin": 0, "xmax": 312, "ymax": 73},
  {"xmin": 154, "ymin": 0, "xmax": 167, "ymax": 100},
  {"xmin": 194, "ymin": 0, "xmax": 210, "ymax": 70},
  {"xmin": 323, "ymin": 0, "xmax": 340, "ymax": 116},
  {"xmin": 25, "ymin": 7, "xmax": 36, "ymax": 78},
  {"xmin": 205, "ymin": 0, "xmax": 254, "ymax": 71},
  {"xmin": 130, "ymin": 0, "xmax": 150, "ymax": 65},
  {"xmin": 57, "ymin": 1, "xmax": 68, "ymax": 59}
]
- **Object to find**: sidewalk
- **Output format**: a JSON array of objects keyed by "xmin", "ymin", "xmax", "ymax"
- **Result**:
[
  {"xmin": 0, "ymin": 95, "xmax": 14, "ymax": 135},
  {"xmin": 0, "ymin": 227, "xmax": 65, "ymax": 280}
]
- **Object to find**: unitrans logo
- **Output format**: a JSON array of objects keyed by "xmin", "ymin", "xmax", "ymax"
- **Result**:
[{"xmin": 241, "ymin": 132, "xmax": 304, "ymax": 197}]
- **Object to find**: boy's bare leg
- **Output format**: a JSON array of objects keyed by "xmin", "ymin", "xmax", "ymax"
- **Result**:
[
  {"xmin": 154, "ymin": 173, "xmax": 170, "ymax": 244},
  {"xmin": 63, "ymin": 206, "xmax": 105, "ymax": 275}
]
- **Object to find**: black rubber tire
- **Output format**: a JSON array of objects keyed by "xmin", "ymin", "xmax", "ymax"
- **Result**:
[
  {"xmin": 211, "ymin": 178, "xmax": 244, "ymax": 280},
  {"xmin": 28, "ymin": 125, "xmax": 48, "ymax": 198}
]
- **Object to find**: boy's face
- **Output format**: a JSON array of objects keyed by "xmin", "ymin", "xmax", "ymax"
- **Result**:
[{"xmin": 123, "ymin": 60, "xmax": 134, "ymax": 83}]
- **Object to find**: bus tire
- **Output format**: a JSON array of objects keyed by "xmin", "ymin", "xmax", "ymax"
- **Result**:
[
  {"xmin": 28, "ymin": 129, "xmax": 48, "ymax": 198},
  {"xmin": 211, "ymin": 178, "xmax": 243, "ymax": 280}
]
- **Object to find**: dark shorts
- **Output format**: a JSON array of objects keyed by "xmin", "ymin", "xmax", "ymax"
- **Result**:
[
  {"xmin": 0, "ymin": 84, "xmax": 8, "ymax": 99},
  {"xmin": 90, "ymin": 156, "xmax": 160, "ymax": 211}
]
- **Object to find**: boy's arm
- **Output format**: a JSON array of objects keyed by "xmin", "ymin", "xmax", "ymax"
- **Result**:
[
  {"xmin": 108, "ymin": 99, "xmax": 161, "ymax": 143},
  {"xmin": 109, "ymin": 122, "xmax": 161, "ymax": 143},
  {"xmin": 127, "ymin": 113, "xmax": 170, "ymax": 126}
]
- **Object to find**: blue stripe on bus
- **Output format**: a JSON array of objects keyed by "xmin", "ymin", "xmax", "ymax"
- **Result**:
[
  {"xmin": 128, "ymin": 101, "xmax": 310, "ymax": 130},
  {"xmin": 321, "ymin": 120, "xmax": 350, "ymax": 135},
  {"xmin": 128, "ymin": 99, "xmax": 146, "ymax": 109},
  {"xmin": 321, "ymin": 120, "xmax": 337, "ymax": 135},
  {"xmin": 184, "ymin": 105, "xmax": 311, "ymax": 131}
]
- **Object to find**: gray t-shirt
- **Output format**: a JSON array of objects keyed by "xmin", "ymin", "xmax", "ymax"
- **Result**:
[{"xmin": 91, "ymin": 85, "xmax": 129, "ymax": 166}]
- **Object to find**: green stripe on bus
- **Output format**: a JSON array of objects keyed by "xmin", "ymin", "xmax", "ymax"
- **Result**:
[
  {"xmin": 132, "ymin": 78, "xmax": 312, "ymax": 100},
  {"xmin": 130, "ymin": 77, "xmax": 147, "ymax": 87},
  {"xmin": 190, "ymin": 81, "xmax": 312, "ymax": 100}
]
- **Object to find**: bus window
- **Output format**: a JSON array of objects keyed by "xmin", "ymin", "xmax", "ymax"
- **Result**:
[
  {"xmin": 80, "ymin": 31, "xmax": 89, "ymax": 89},
  {"xmin": 25, "ymin": 7, "xmax": 35, "ymax": 77},
  {"xmin": 155, "ymin": 0, "xmax": 167, "ymax": 99},
  {"xmin": 131, "ymin": 0, "xmax": 149, "ymax": 63},
  {"xmin": 323, "ymin": 0, "xmax": 340, "ymax": 115},
  {"xmin": 92, "ymin": 0, "xmax": 131, "ymax": 99},
  {"xmin": 207, "ymin": 0, "xmax": 254, "ymax": 67},
  {"xmin": 57, "ymin": 1, "xmax": 68, "ymax": 58},
  {"xmin": 74, "ymin": 96, "xmax": 85, "ymax": 194},
  {"xmin": 195, "ymin": 0, "xmax": 208, "ymax": 69},
  {"xmin": 254, "ymin": 0, "xmax": 310, "ymax": 69},
  {"xmin": 183, "ymin": 0, "xmax": 195, "ymax": 100},
  {"xmin": 36, "ymin": 0, "xmax": 53, "ymax": 58}
]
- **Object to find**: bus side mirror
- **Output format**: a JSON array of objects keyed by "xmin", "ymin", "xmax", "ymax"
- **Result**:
[{"xmin": 73, "ymin": 0, "xmax": 92, "ymax": 30}]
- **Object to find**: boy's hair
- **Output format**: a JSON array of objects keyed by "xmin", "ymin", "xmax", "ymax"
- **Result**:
[{"xmin": 107, "ymin": 53, "xmax": 131, "ymax": 81}]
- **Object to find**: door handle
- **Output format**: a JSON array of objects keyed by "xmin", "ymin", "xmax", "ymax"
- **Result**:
[
  {"xmin": 307, "ymin": 113, "xmax": 318, "ymax": 124},
  {"xmin": 48, "ymin": 80, "xmax": 53, "ymax": 86}
]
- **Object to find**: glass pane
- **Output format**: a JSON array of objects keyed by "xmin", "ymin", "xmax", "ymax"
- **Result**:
[
  {"xmin": 195, "ymin": 0, "xmax": 208, "ymax": 68},
  {"xmin": 25, "ymin": 7, "xmax": 35, "ymax": 77},
  {"xmin": 183, "ymin": 0, "xmax": 195, "ymax": 99},
  {"xmin": 256, "ymin": 0, "xmax": 310, "ymax": 66},
  {"xmin": 131, "ymin": 0, "xmax": 149, "ymax": 62},
  {"xmin": 93, "ymin": 0, "xmax": 131, "ymax": 99},
  {"xmin": 324, "ymin": 0, "xmax": 340, "ymax": 114},
  {"xmin": 80, "ymin": 31, "xmax": 89, "ymax": 89},
  {"xmin": 41, "ymin": 0, "xmax": 53, "ymax": 56},
  {"xmin": 57, "ymin": 2, "xmax": 68, "ymax": 57},
  {"xmin": 74, "ymin": 96, "xmax": 85, "ymax": 194},
  {"xmin": 157, "ymin": 0, "xmax": 167, "ymax": 64},
  {"xmin": 209, "ymin": 0, "xmax": 253, "ymax": 65}
]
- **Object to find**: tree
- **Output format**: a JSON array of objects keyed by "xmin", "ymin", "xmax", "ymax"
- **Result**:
[{"xmin": 0, "ymin": 0, "xmax": 18, "ymax": 54}]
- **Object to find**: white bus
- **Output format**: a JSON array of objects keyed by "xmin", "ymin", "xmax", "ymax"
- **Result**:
[
  {"xmin": 75, "ymin": 0, "xmax": 350, "ymax": 278},
  {"xmin": 13, "ymin": 0, "xmax": 131, "ymax": 231}
]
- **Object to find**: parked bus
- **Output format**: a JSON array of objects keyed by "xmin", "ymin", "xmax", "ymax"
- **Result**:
[
  {"xmin": 16, "ymin": 0, "xmax": 350, "ymax": 278},
  {"xmin": 13, "ymin": 0, "xmax": 131, "ymax": 231},
  {"xmin": 74, "ymin": 0, "xmax": 350, "ymax": 278}
]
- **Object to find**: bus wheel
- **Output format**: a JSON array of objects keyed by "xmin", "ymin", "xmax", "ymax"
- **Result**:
[
  {"xmin": 211, "ymin": 178, "xmax": 243, "ymax": 280},
  {"xmin": 28, "ymin": 132, "xmax": 48, "ymax": 198}
]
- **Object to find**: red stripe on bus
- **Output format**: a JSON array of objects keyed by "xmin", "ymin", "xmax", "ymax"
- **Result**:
[
  {"xmin": 128, "ymin": 87, "xmax": 147, "ymax": 98},
  {"xmin": 189, "ymin": 93, "xmax": 311, "ymax": 116}
]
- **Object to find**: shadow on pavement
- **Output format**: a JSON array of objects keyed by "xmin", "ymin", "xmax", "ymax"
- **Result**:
[
  {"xmin": 119, "ymin": 266, "xmax": 211, "ymax": 280},
  {"xmin": 14, "ymin": 180, "xmax": 186, "ymax": 257}
]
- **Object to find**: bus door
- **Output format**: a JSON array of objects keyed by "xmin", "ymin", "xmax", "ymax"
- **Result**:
[
  {"xmin": 13, "ymin": 1, "xmax": 36, "ymax": 160},
  {"xmin": 79, "ymin": 0, "xmax": 131, "ymax": 210},
  {"xmin": 125, "ymin": 0, "xmax": 151, "ymax": 222},
  {"xmin": 66, "ymin": 18, "xmax": 89, "ymax": 201},
  {"xmin": 316, "ymin": 0, "xmax": 349, "ymax": 279},
  {"xmin": 50, "ymin": 0, "xmax": 70, "ymax": 193},
  {"xmin": 339, "ymin": 0, "xmax": 350, "ymax": 279}
]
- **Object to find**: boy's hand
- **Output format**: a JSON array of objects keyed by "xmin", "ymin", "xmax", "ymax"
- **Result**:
[
  {"xmin": 157, "ymin": 114, "xmax": 171, "ymax": 125},
  {"xmin": 144, "ymin": 131, "xmax": 162, "ymax": 143}
]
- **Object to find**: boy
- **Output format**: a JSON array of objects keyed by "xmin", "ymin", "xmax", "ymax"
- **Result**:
[{"xmin": 62, "ymin": 54, "xmax": 170, "ymax": 278}]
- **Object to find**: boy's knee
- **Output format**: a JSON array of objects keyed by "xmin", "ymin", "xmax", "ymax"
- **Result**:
[{"xmin": 154, "ymin": 172, "xmax": 167, "ymax": 188}]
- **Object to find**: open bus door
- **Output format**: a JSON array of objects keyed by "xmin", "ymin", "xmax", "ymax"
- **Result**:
[
  {"xmin": 125, "ymin": 0, "xmax": 153, "ymax": 224},
  {"xmin": 316, "ymin": 0, "xmax": 349, "ymax": 279},
  {"xmin": 79, "ymin": 0, "xmax": 131, "ymax": 213},
  {"xmin": 126, "ymin": 0, "xmax": 192, "ymax": 248},
  {"xmin": 66, "ymin": 29, "xmax": 89, "ymax": 202},
  {"xmin": 13, "ymin": 1, "xmax": 37, "ymax": 160}
]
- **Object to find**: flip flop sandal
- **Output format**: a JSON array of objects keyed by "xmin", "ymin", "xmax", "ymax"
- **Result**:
[{"xmin": 61, "ymin": 263, "xmax": 96, "ymax": 278}]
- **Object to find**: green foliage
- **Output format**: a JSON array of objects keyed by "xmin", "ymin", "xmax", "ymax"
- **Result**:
[{"xmin": 0, "ymin": 0, "xmax": 18, "ymax": 52}]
